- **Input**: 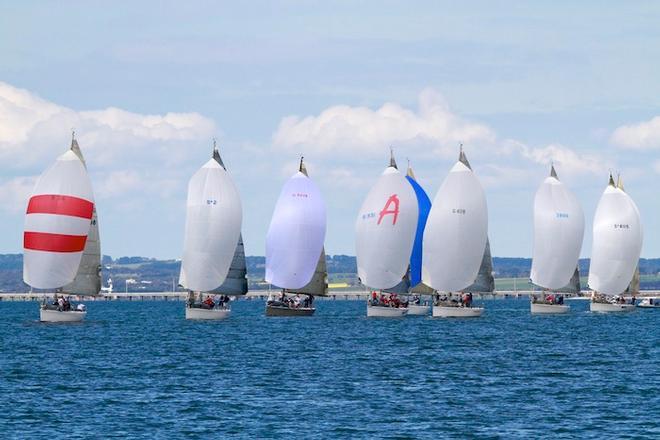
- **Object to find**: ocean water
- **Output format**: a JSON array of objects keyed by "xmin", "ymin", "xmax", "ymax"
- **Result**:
[{"xmin": 0, "ymin": 298, "xmax": 658, "ymax": 439}]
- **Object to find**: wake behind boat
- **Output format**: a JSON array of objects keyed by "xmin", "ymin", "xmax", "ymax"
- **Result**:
[
  {"xmin": 179, "ymin": 141, "xmax": 243, "ymax": 320},
  {"xmin": 24, "ymin": 135, "xmax": 100, "ymax": 322},
  {"xmin": 265, "ymin": 158, "xmax": 327, "ymax": 317}
]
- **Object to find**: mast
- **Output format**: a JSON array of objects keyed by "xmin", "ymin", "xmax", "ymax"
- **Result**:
[{"xmin": 63, "ymin": 134, "xmax": 102, "ymax": 296}]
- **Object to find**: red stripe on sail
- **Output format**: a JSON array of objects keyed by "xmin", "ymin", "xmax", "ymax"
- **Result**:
[
  {"xmin": 27, "ymin": 195, "xmax": 93, "ymax": 219},
  {"xmin": 24, "ymin": 232, "xmax": 88, "ymax": 253}
]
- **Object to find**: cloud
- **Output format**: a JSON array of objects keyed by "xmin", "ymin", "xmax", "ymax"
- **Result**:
[
  {"xmin": 517, "ymin": 142, "xmax": 608, "ymax": 176},
  {"xmin": 0, "ymin": 176, "xmax": 37, "ymax": 213},
  {"xmin": 611, "ymin": 116, "xmax": 660, "ymax": 149},
  {"xmin": 272, "ymin": 88, "xmax": 496, "ymax": 157},
  {"xmin": 0, "ymin": 81, "xmax": 216, "ymax": 167}
]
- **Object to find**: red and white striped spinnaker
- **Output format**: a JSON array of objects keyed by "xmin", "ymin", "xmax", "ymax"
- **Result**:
[{"xmin": 23, "ymin": 149, "xmax": 95, "ymax": 289}]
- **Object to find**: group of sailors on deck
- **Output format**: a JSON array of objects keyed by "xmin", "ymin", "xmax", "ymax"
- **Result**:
[
  {"xmin": 434, "ymin": 292, "xmax": 474, "ymax": 308},
  {"xmin": 531, "ymin": 293, "xmax": 565, "ymax": 305},
  {"xmin": 591, "ymin": 292, "xmax": 636, "ymax": 305},
  {"xmin": 369, "ymin": 292, "xmax": 408, "ymax": 308},
  {"xmin": 267, "ymin": 292, "xmax": 314, "ymax": 309},
  {"xmin": 187, "ymin": 292, "xmax": 231, "ymax": 309},
  {"xmin": 43, "ymin": 294, "xmax": 86, "ymax": 312}
]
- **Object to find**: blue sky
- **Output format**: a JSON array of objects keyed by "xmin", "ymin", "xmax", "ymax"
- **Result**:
[{"xmin": 1, "ymin": 1, "xmax": 660, "ymax": 258}]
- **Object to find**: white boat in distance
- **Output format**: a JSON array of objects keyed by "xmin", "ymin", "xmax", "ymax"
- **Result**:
[
  {"xmin": 423, "ymin": 147, "xmax": 486, "ymax": 318},
  {"xmin": 179, "ymin": 141, "xmax": 243, "ymax": 320},
  {"xmin": 588, "ymin": 175, "xmax": 642, "ymax": 313},
  {"xmin": 530, "ymin": 165, "xmax": 584, "ymax": 314},
  {"xmin": 356, "ymin": 152, "xmax": 418, "ymax": 317}
]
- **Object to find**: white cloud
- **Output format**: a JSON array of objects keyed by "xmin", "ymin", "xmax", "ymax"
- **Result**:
[
  {"xmin": 611, "ymin": 116, "xmax": 660, "ymax": 149},
  {"xmin": 0, "ymin": 81, "xmax": 216, "ymax": 167},
  {"xmin": 0, "ymin": 176, "xmax": 37, "ymax": 213},
  {"xmin": 272, "ymin": 88, "xmax": 496, "ymax": 157},
  {"xmin": 517, "ymin": 142, "xmax": 608, "ymax": 176}
]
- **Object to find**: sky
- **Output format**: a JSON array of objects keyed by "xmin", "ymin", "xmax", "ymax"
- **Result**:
[{"xmin": 1, "ymin": 1, "xmax": 660, "ymax": 259}]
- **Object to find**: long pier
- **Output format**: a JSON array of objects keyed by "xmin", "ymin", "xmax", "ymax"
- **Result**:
[{"xmin": 1, "ymin": 290, "xmax": 657, "ymax": 302}]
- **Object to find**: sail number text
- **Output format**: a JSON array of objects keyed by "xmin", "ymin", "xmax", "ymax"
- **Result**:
[{"xmin": 452, "ymin": 208, "xmax": 466, "ymax": 214}]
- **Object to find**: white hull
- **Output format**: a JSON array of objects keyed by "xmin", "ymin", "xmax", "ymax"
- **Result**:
[
  {"xmin": 185, "ymin": 307, "xmax": 231, "ymax": 320},
  {"xmin": 40, "ymin": 308, "xmax": 86, "ymax": 322},
  {"xmin": 433, "ymin": 306, "xmax": 483, "ymax": 318},
  {"xmin": 407, "ymin": 304, "xmax": 431, "ymax": 316},
  {"xmin": 367, "ymin": 305, "xmax": 408, "ymax": 317},
  {"xmin": 590, "ymin": 302, "xmax": 635, "ymax": 313},
  {"xmin": 637, "ymin": 299, "xmax": 659, "ymax": 308},
  {"xmin": 530, "ymin": 303, "xmax": 570, "ymax": 314}
]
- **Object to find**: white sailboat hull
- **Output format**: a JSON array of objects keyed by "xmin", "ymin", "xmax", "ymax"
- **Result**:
[
  {"xmin": 185, "ymin": 307, "xmax": 231, "ymax": 320},
  {"xmin": 590, "ymin": 302, "xmax": 635, "ymax": 313},
  {"xmin": 433, "ymin": 306, "xmax": 483, "ymax": 318},
  {"xmin": 407, "ymin": 304, "xmax": 431, "ymax": 315},
  {"xmin": 40, "ymin": 308, "xmax": 86, "ymax": 322},
  {"xmin": 367, "ymin": 304, "xmax": 408, "ymax": 317},
  {"xmin": 530, "ymin": 303, "xmax": 570, "ymax": 314},
  {"xmin": 637, "ymin": 299, "xmax": 660, "ymax": 309}
]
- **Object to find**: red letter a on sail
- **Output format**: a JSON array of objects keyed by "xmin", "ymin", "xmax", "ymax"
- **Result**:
[{"xmin": 378, "ymin": 194, "xmax": 400, "ymax": 225}]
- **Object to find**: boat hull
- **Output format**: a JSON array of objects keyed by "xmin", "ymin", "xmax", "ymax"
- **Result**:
[
  {"xmin": 590, "ymin": 302, "xmax": 635, "ymax": 313},
  {"xmin": 531, "ymin": 303, "xmax": 570, "ymax": 314},
  {"xmin": 185, "ymin": 307, "xmax": 231, "ymax": 320},
  {"xmin": 40, "ymin": 309, "xmax": 86, "ymax": 322},
  {"xmin": 367, "ymin": 305, "xmax": 408, "ymax": 317},
  {"xmin": 265, "ymin": 305, "xmax": 315, "ymax": 317},
  {"xmin": 637, "ymin": 299, "xmax": 659, "ymax": 309},
  {"xmin": 407, "ymin": 304, "xmax": 431, "ymax": 316},
  {"xmin": 433, "ymin": 306, "xmax": 483, "ymax": 318}
]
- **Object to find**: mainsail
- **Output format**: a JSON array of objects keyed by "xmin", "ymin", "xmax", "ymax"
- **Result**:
[
  {"xmin": 62, "ymin": 138, "xmax": 102, "ymax": 296},
  {"xmin": 266, "ymin": 158, "xmax": 327, "ymax": 289},
  {"xmin": 553, "ymin": 266, "xmax": 581, "ymax": 294},
  {"xmin": 23, "ymin": 146, "xmax": 95, "ymax": 289},
  {"xmin": 587, "ymin": 174, "xmax": 643, "ymax": 295},
  {"xmin": 624, "ymin": 265, "xmax": 640, "ymax": 295},
  {"xmin": 355, "ymin": 152, "xmax": 418, "ymax": 289},
  {"xmin": 209, "ymin": 142, "xmax": 248, "ymax": 295},
  {"xmin": 465, "ymin": 238, "xmax": 495, "ymax": 293},
  {"xmin": 422, "ymin": 147, "xmax": 488, "ymax": 292},
  {"xmin": 212, "ymin": 233, "xmax": 248, "ymax": 295},
  {"xmin": 179, "ymin": 143, "xmax": 243, "ymax": 292},
  {"xmin": 530, "ymin": 164, "xmax": 585, "ymax": 291}
]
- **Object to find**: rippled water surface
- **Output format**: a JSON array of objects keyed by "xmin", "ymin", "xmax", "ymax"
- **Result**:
[{"xmin": 1, "ymin": 299, "xmax": 658, "ymax": 439}]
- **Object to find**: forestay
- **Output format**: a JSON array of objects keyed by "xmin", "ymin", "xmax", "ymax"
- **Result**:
[
  {"xmin": 266, "ymin": 171, "xmax": 327, "ymax": 289},
  {"xmin": 23, "ymin": 150, "xmax": 95, "ymax": 289},
  {"xmin": 588, "ymin": 178, "xmax": 643, "ymax": 295},
  {"xmin": 530, "ymin": 167, "xmax": 585, "ymax": 290},
  {"xmin": 355, "ymin": 165, "xmax": 418, "ymax": 289},
  {"xmin": 422, "ymin": 157, "xmax": 488, "ymax": 292},
  {"xmin": 179, "ymin": 158, "xmax": 242, "ymax": 292}
]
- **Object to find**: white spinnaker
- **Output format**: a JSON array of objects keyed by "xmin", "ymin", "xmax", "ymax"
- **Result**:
[
  {"xmin": 265, "ymin": 171, "xmax": 326, "ymax": 289},
  {"xmin": 23, "ymin": 150, "xmax": 95, "ymax": 289},
  {"xmin": 179, "ymin": 158, "xmax": 243, "ymax": 292},
  {"xmin": 530, "ymin": 175, "xmax": 584, "ymax": 290},
  {"xmin": 422, "ymin": 161, "xmax": 487, "ymax": 292},
  {"xmin": 355, "ymin": 167, "xmax": 418, "ymax": 289},
  {"xmin": 588, "ymin": 185, "xmax": 643, "ymax": 295}
]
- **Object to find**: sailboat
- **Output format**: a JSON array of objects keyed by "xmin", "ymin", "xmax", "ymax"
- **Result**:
[
  {"xmin": 588, "ymin": 174, "xmax": 642, "ymax": 313},
  {"xmin": 404, "ymin": 164, "xmax": 432, "ymax": 315},
  {"xmin": 265, "ymin": 158, "xmax": 327, "ymax": 316},
  {"xmin": 24, "ymin": 135, "xmax": 99, "ymax": 322},
  {"xmin": 356, "ymin": 151, "xmax": 418, "ymax": 317},
  {"xmin": 179, "ymin": 141, "xmax": 242, "ymax": 320},
  {"xmin": 529, "ymin": 165, "xmax": 584, "ymax": 314},
  {"xmin": 423, "ymin": 147, "xmax": 487, "ymax": 318}
]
